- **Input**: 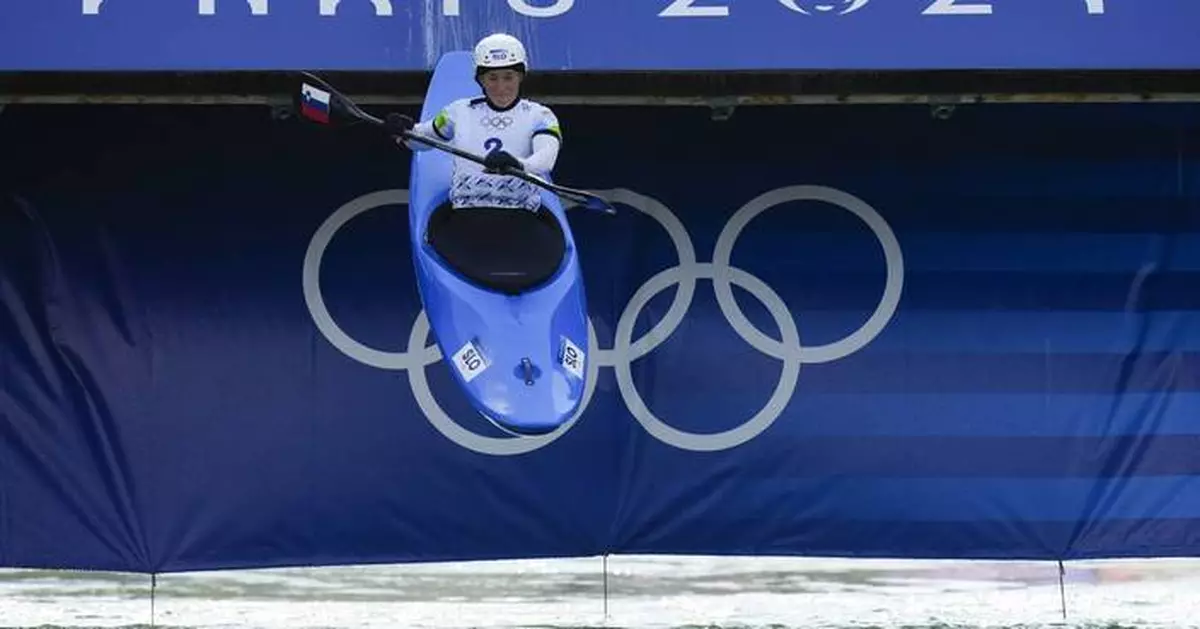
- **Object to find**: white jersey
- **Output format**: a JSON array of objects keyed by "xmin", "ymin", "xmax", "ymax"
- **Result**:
[{"xmin": 411, "ymin": 97, "xmax": 563, "ymax": 212}]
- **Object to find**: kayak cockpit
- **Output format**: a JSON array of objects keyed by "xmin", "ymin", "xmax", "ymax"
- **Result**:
[{"xmin": 424, "ymin": 201, "xmax": 567, "ymax": 295}]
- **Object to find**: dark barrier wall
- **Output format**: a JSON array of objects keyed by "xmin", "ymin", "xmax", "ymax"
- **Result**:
[{"xmin": 1, "ymin": 102, "xmax": 1198, "ymax": 573}]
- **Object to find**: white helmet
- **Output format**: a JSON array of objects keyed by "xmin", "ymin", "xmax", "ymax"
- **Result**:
[{"xmin": 473, "ymin": 33, "xmax": 528, "ymax": 74}]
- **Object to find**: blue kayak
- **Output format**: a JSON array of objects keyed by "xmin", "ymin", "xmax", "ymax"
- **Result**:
[{"xmin": 408, "ymin": 51, "xmax": 590, "ymax": 436}]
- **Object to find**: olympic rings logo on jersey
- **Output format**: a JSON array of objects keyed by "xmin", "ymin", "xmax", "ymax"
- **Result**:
[
  {"xmin": 479, "ymin": 115, "xmax": 513, "ymax": 130},
  {"xmin": 301, "ymin": 186, "xmax": 904, "ymax": 456}
]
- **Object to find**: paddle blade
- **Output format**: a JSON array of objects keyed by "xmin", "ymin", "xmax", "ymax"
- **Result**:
[
  {"xmin": 561, "ymin": 190, "xmax": 617, "ymax": 215},
  {"xmin": 292, "ymin": 74, "xmax": 367, "ymax": 127},
  {"xmin": 583, "ymin": 195, "xmax": 617, "ymax": 215}
]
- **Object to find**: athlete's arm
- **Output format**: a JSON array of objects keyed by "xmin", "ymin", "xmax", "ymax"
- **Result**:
[
  {"xmin": 520, "ymin": 106, "xmax": 563, "ymax": 173},
  {"xmin": 406, "ymin": 107, "xmax": 455, "ymax": 151},
  {"xmin": 519, "ymin": 134, "xmax": 560, "ymax": 174}
]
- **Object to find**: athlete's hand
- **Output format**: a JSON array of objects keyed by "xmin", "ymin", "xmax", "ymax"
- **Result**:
[
  {"xmin": 483, "ymin": 149, "xmax": 523, "ymax": 173},
  {"xmin": 385, "ymin": 112, "xmax": 414, "ymax": 136}
]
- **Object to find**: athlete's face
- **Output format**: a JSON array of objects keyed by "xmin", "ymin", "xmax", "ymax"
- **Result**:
[{"xmin": 480, "ymin": 69, "xmax": 521, "ymax": 108}]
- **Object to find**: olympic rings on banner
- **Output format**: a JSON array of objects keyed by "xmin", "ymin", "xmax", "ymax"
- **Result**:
[{"xmin": 301, "ymin": 186, "xmax": 903, "ymax": 455}]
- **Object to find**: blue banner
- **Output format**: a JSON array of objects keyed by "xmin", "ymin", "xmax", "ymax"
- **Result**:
[
  {"xmin": 1, "ymin": 0, "xmax": 1198, "ymax": 71},
  {"xmin": 2, "ymin": 100, "xmax": 1200, "ymax": 573}
]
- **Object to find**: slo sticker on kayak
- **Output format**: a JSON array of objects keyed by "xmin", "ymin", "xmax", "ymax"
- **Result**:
[
  {"xmin": 451, "ymin": 339, "xmax": 489, "ymax": 382},
  {"xmin": 559, "ymin": 337, "xmax": 585, "ymax": 380}
]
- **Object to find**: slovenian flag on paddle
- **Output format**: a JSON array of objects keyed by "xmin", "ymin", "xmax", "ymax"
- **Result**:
[{"xmin": 299, "ymin": 83, "xmax": 332, "ymax": 124}]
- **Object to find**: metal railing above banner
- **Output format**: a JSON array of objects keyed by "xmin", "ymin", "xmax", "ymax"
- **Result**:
[{"xmin": 4, "ymin": 70, "xmax": 1200, "ymax": 107}]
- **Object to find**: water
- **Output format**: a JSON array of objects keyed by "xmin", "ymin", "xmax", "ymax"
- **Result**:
[{"xmin": 3, "ymin": 556, "xmax": 1200, "ymax": 628}]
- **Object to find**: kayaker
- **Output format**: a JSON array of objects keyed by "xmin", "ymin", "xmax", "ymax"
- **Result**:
[{"xmin": 387, "ymin": 32, "xmax": 564, "ymax": 214}]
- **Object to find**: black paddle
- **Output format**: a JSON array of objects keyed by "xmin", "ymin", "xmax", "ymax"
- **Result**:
[{"xmin": 294, "ymin": 71, "xmax": 617, "ymax": 215}]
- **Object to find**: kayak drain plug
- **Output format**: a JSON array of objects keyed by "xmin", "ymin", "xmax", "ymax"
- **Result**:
[{"xmin": 520, "ymin": 358, "xmax": 535, "ymax": 386}]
